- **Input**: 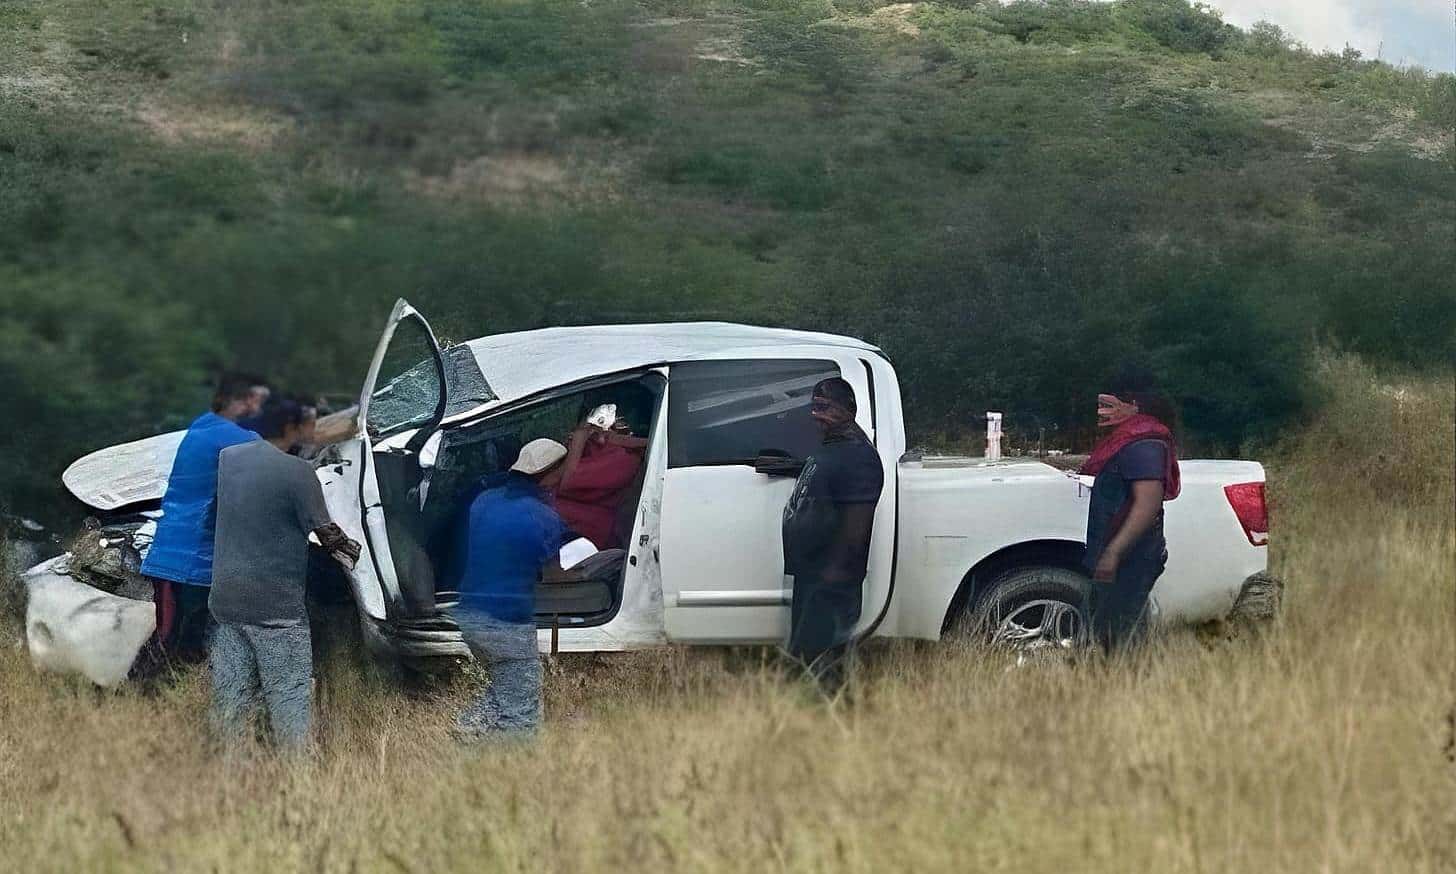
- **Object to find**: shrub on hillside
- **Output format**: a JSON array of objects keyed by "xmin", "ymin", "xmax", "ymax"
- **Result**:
[
  {"xmin": 64, "ymin": 1, "xmax": 196, "ymax": 79},
  {"xmin": 746, "ymin": 6, "xmax": 870, "ymax": 98},
  {"xmin": 1418, "ymin": 72, "xmax": 1456, "ymax": 129},
  {"xmin": 431, "ymin": 0, "xmax": 633, "ymax": 85},
  {"xmin": 1240, "ymin": 20, "xmax": 1300, "ymax": 58},
  {"xmin": 970, "ymin": 0, "xmax": 1118, "ymax": 46},
  {"xmin": 1121, "ymin": 0, "xmax": 1235, "ymax": 56},
  {"xmin": 1340, "ymin": 62, "xmax": 1456, "ymax": 126},
  {"xmin": 1139, "ymin": 272, "xmax": 1312, "ymax": 453}
]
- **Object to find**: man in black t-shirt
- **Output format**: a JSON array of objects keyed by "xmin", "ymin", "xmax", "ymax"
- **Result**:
[{"xmin": 782, "ymin": 378, "xmax": 884, "ymax": 695}]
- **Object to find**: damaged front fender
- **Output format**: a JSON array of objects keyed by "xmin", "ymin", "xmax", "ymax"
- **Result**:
[{"xmin": 24, "ymin": 556, "xmax": 155, "ymax": 687}]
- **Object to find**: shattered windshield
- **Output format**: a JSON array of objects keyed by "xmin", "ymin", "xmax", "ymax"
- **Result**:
[
  {"xmin": 368, "ymin": 357, "xmax": 443, "ymax": 437},
  {"xmin": 368, "ymin": 340, "xmax": 496, "ymax": 439},
  {"xmin": 367, "ymin": 316, "xmax": 443, "ymax": 438},
  {"xmin": 440, "ymin": 344, "xmax": 495, "ymax": 417}
]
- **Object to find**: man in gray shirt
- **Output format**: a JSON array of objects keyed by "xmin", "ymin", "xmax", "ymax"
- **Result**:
[{"xmin": 209, "ymin": 399, "xmax": 359, "ymax": 749}]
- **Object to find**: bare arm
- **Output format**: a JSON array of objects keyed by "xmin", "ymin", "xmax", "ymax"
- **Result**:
[
  {"xmin": 558, "ymin": 426, "xmax": 593, "ymax": 487},
  {"xmin": 1092, "ymin": 479, "xmax": 1164, "ymax": 582},
  {"xmin": 312, "ymin": 407, "xmax": 359, "ymax": 445},
  {"xmin": 603, "ymin": 431, "xmax": 649, "ymax": 451}
]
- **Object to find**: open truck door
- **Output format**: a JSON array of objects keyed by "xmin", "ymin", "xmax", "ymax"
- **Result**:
[
  {"xmin": 656, "ymin": 348, "xmax": 897, "ymax": 643},
  {"xmin": 352, "ymin": 299, "xmax": 493, "ymax": 621}
]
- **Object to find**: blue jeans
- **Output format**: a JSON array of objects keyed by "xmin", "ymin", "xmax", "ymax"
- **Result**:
[
  {"xmin": 209, "ymin": 620, "xmax": 313, "ymax": 749},
  {"xmin": 452, "ymin": 609, "xmax": 542, "ymax": 737}
]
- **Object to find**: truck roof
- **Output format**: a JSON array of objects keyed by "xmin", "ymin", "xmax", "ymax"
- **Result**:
[
  {"xmin": 462, "ymin": 322, "xmax": 882, "ymax": 409},
  {"xmin": 62, "ymin": 322, "xmax": 881, "ymax": 511}
]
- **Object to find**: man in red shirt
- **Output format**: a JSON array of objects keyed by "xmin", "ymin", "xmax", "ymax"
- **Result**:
[{"xmin": 552, "ymin": 412, "xmax": 647, "ymax": 549}]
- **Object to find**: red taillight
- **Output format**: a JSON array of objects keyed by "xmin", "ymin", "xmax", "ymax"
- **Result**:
[{"xmin": 1224, "ymin": 482, "xmax": 1269, "ymax": 546}]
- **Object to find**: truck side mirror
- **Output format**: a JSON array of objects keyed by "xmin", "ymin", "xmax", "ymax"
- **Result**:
[{"xmin": 754, "ymin": 449, "xmax": 804, "ymax": 477}]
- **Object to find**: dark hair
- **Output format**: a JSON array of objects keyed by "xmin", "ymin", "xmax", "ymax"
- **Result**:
[
  {"xmin": 212, "ymin": 371, "xmax": 268, "ymax": 412},
  {"xmin": 284, "ymin": 392, "xmax": 319, "ymax": 419},
  {"xmin": 1107, "ymin": 363, "xmax": 1178, "ymax": 429},
  {"xmin": 251, "ymin": 399, "xmax": 307, "ymax": 440},
  {"xmin": 812, "ymin": 377, "xmax": 857, "ymax": 414}
]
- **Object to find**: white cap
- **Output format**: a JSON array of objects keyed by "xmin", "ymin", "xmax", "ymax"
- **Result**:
[{"xmin": 511, "ymin": 438, "xmax": 568, "ymax": 475}]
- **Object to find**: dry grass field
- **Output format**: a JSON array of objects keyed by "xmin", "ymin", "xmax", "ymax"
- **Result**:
[{"xmin": 2, "ymin": 354, "xmax": 1452, "ymax": 873}]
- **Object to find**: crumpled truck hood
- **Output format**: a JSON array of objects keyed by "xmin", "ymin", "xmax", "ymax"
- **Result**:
[
  {"xmin": 62, "ymin": 431, "xmax": 187, "ymax": 512},
  {"xmin": 61, "ymin": 409, "xmax": 358, "ymax": 512}
]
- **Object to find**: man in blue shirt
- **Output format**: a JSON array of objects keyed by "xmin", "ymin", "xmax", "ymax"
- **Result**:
[
  {"xmin": 449, "ymin": 438, "xmax": 568, "ymax": 740},
  {"xmin": 140, "ymin": 373, "xmax": 269, "ymax": 664}
]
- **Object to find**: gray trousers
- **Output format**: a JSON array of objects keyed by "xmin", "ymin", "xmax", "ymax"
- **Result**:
[
  {"xmin": 453, "ymin": 609, "xmax": 542, "ymax": 737},
  {"xmin": 209, "ymin": 620, "xmax": 313, "ymax": 749}
]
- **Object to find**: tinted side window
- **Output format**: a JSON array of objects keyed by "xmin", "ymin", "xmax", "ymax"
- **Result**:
[{"xmin": 668, "ymin": 359, "xmax": 841, "ymax": 468}]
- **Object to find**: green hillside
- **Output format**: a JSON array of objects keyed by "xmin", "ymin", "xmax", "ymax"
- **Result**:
[{"xmin": 2, "ymin": 0, "xmax": 1453, "ymax": 521}]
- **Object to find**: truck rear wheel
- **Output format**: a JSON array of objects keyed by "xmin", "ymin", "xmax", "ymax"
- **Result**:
[{"xmin": 964, "ymin": 565, "xmax": 1091, "ymax": 653}]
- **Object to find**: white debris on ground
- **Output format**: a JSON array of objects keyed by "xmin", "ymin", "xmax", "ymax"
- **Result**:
[
  {"xmin": 25, "ymin": 557, "xmax": 155, "ymax": 687},
  {"xmin": 13, "ymin": 520, "xmax": 157, "ymax": 686}
]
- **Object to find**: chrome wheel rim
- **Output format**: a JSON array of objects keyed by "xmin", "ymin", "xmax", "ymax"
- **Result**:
[{"xmin": 990, "ymin": 599, "xmax": 1084, "ymax": 652}]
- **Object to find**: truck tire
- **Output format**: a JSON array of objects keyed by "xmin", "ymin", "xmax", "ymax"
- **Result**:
[{"xmin": 964, "ymin": 565, "xmax": 1091, "ymax": 653}]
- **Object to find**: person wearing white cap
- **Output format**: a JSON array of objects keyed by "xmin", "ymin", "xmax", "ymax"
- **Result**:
[{"xmin": 448, "ymin": 437, "xmax": 568, "ymax": 740}]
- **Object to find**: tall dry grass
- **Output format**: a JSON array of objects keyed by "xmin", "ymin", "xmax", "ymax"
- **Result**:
[{"xmin": 1, "ymin": 354, "xmax": 1452, "ymax": 873}]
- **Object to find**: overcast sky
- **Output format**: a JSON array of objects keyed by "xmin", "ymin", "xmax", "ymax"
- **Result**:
[{"xmin": 1208, "ymin": 1, "xmax": 1455, "ymax": 72}]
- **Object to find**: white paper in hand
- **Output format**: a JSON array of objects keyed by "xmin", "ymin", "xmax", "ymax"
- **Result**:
[
  {"xmin": 586, "ymin": 403, "xmax": 617, "ymax": 430},
  {"xmin": 559, "ymin": 537, "xmax": 598, "ymax": 570}
]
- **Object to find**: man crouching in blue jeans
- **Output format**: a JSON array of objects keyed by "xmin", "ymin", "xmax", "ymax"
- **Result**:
[{"xmin": 446, "ymin": 438, "xmax": 568, "ymax": 740}]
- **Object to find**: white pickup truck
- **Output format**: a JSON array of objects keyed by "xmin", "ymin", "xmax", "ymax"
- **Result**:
[{"xmin": 50, "ymin": 300, "xmax": 1272, "ymax": 670}]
